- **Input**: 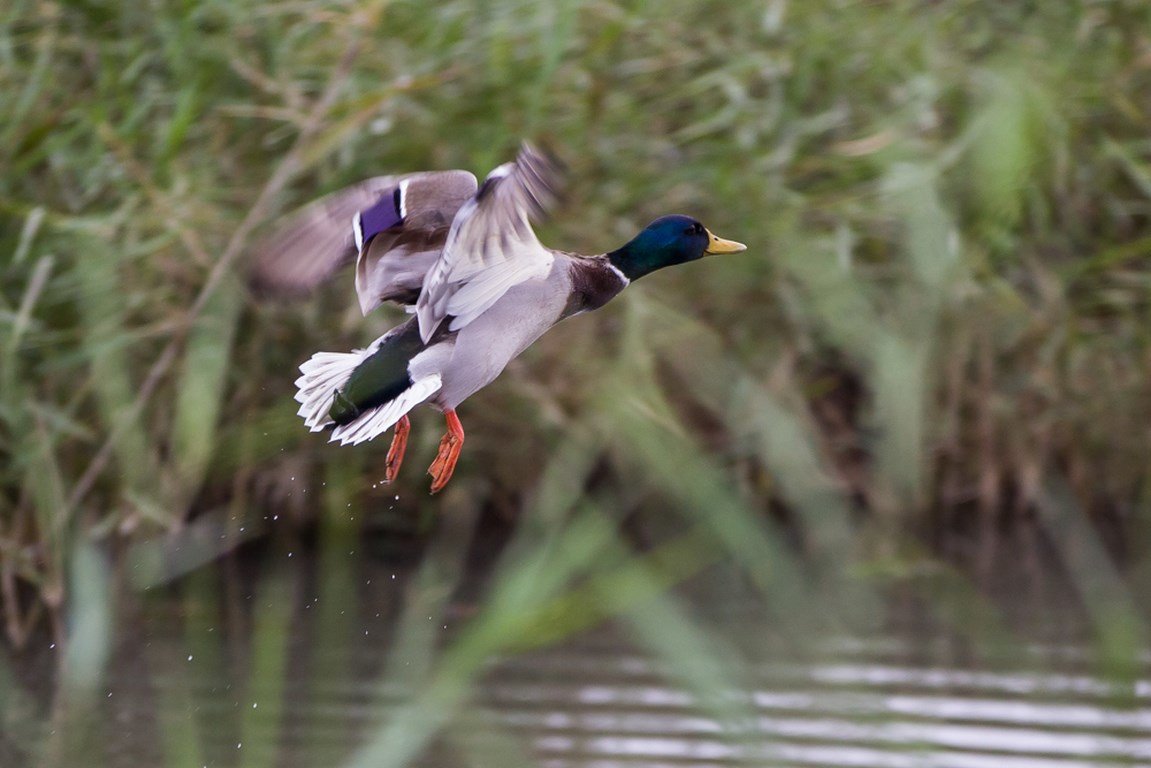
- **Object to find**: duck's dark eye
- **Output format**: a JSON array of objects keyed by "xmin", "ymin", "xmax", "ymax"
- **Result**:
[{"xmin": 686, "ymin": 222, "xmax": 704, "ymax": 236}]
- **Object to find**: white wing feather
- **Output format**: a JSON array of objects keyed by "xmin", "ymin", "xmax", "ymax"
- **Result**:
[{"xmin": 415, "ymin": 144, "xmax": 562, "ymax": 342}]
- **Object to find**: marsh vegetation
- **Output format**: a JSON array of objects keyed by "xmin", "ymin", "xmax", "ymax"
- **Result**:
[{"xmin": 2, "ymin": 0, "xmax": 1150, "ymax": 765}]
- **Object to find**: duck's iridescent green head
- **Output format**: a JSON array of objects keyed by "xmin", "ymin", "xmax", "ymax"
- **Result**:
[{"xmin": 607, "ymin": 214, "xmax": 746, "ymax": 281}]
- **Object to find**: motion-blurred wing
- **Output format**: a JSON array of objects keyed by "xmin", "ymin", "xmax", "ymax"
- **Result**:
[
  {"xmin": 249, "ymin": 171, "xmax": 477, "ymax": 312},
  {"xmin": 415, "ymin": 143, "xmax": 563, "ymax": 342}
]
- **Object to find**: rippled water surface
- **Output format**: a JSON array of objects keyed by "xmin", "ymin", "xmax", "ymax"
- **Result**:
[
  {"xmin": 484, "ymin": 641, "xmax": 1151, "ymax": 767},
  {"xmin": 5, "ymin": 534, "xmax": 1149, "ymax": 768}
]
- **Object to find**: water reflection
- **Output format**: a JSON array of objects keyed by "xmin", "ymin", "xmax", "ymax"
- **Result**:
[
  {"xmin": 5, "ymin": 538, "xmax": 1149, "ymax": 768},
  {"xmin": 480, "ymin": 643, "xmax": 1151, "ymax": 767}
]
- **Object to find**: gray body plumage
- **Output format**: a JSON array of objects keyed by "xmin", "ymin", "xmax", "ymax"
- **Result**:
[{"xmin": 411, "ymin": 255, "xmax": 625, "ymax": 410}]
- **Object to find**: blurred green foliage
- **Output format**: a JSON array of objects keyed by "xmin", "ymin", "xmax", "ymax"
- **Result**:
[{"xmin": 2, "ymin": 7, "xmax": 1151, "ymax": 761}]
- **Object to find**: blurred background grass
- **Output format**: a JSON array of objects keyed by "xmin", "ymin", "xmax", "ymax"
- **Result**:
[{"xmin": 3, "ymin": 0, "xmax": 1151, "ymax": 765}]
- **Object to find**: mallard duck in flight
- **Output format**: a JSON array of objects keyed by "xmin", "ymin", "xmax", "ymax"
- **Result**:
[{"xmin": 252, "ymin": 143, "xmax": 746, "ymax": 494}]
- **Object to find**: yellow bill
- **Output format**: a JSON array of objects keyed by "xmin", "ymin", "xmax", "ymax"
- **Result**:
[{"xmin": 705, "ymin": 229, "xmax": 747, "ymax": 254}]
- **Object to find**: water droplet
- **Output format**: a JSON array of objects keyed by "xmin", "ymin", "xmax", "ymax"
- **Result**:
[{"xmin": 188, "ymin": 655, "xmax": 193, "ymax": 661}]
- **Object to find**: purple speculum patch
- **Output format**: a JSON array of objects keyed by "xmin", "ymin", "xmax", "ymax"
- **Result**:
[{"xmin": 357, "ymin": 187, "xmax": 403, "ymax": 248}]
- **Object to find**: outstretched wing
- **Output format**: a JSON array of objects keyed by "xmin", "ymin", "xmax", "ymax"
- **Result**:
[
  {"xmin": 249, "ymin": 170, "xmax": 477, "ymax": 312},
  {"xmin": 415, "ymin": 143, "xmax": 563, "ymax": 342}
]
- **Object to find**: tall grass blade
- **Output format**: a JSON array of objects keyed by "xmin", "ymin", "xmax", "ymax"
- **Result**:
[{"xmin": 172, "ymin": 274, "xmax": 242, "ymax": 503}]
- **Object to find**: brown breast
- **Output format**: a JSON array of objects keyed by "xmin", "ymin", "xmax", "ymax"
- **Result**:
[{"xmin": 563, "ymin": 255, "xmax": 629, "ymax": 318}]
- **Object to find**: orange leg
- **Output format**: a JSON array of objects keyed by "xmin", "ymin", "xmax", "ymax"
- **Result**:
[
  {"xmin": 427, "ymin": 409, "xmax": 465, "ymax": 494},
  {"xmin": 384, "ymin": 414, "xmax": 410, "ymax": 484}
]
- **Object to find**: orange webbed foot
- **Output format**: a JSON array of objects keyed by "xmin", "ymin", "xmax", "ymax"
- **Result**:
[
  {"xmin": 384, "ymin": 414, "xmax": 410, "ymax": 485},
  {"xmin": 428, "ymin": 409, "xmax": 465, "ymax": 494}
]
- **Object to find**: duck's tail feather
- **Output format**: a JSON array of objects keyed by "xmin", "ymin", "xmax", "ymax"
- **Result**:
[
  {"xmin": 294, "ymin": 348, "xmax": 371, "ymax": 432},
  {"xmin": 328, "ymin": 375, "xmax": 441, "ymax": 446},
  {"xmin": 295, "ymin": 318, "xmax": 439, "ymax": 446},
  {"xmin": 294, "ymin": 342, "xmax": 442, "ymax": 445}
]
